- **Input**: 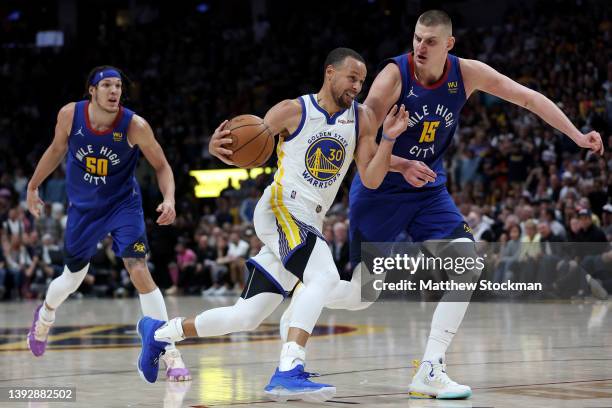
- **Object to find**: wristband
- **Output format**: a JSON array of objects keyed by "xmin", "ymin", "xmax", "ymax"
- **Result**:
[{"xmin": 381, "ymin": 133, "xmax": 396, "ymax": 142}]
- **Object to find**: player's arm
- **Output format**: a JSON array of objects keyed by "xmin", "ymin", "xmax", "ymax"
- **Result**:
[
  {"xmin": 26, "ymin": 103, "xmax": 74, "ymax": 218},
  {"xmin": 461, "ymin": 58, "xmax": 604, "ymax": 155},
  {"xmin": 364, "ymin": 62, "xmax": 437, "ymax": 184},
  {"xmin": 354, "ymin": 104, "xmax": 409, "ymax": 189},
  {"xmin": 128, "ymin": 115, "xmax": 176, "ymax": 225},
  {"xmin": 208, "ymin": 99, "xmax": 302, "ymax": 166}
]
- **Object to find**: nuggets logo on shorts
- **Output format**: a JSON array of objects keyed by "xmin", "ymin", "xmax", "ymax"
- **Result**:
[
  {"xmin": 133, "ymin": 242, "xmax": 146, "ymax": 253},
  {"xmin": 303, "ymin": 137, "xmax": 345, "ymax": 187}
]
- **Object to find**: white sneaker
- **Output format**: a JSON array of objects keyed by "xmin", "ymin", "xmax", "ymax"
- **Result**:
[
  {"xmin": 201, "ymin": 286, "xmax": 218, "ymax": 296},
  {"xmin": 409, "ymin": 357, "xmax": 472, "ymax": 399},
  {"xmin": 213, "ymin": 286, "xmax": 230, "ymax": 296},
  {"xmin": 161, "ymin": 348, "xmax": 192, "ymax": 382},
  {"xmin": 279, "ymin": 283, "xmax": 303, "ymax": 343}
]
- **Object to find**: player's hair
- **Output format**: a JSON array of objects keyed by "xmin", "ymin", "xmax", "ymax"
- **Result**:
[
  {"xmin": 417, "ymin": 10, "xmax": 452, "ymax": 33},
  {"xmin": 83, "ymin": 65, "xmax": 130, "ymax": 100},
  {"xmin": 323, "ymin": 48, "xmax": 365, "ymax": 72}
]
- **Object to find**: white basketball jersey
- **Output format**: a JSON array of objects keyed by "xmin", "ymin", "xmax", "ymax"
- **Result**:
[{"xmin": 269, "ymin": 94, "xmax": 359, "ymax": 224}]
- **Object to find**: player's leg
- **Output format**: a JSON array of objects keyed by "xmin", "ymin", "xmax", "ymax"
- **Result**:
[
  {"xmin": 110, "ymin": 205, "xmax": 191, "ymax": 382},
  {"xmin": 27, "ymin": 207, "xmax": 101, "ymax": 356},
  {"xmin": 279, "ymin": 184, "xmax": 413, "ymax": 341},
  {"xmin": 137, "ymin": 246, "xmax": 289, "ymax": 383},
  {"xmin": 265, "ymin": 233, "xmax": 339, "ymax": 402},
  {"xmin": 408, "ymin": 189, "xmax": 480, "ymax": 399}
]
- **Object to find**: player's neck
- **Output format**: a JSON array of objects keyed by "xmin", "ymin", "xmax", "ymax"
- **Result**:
[
  {"xmin": 414, "ymin": 59, "xmax": 446, "ymax": 86},
  {"xmin": 315, "ymin": 91, "xmax": 342, "ymax": 116},
  {"xmin": 88, "ymin": 101, "xmax": 118, "ymax": 131}
]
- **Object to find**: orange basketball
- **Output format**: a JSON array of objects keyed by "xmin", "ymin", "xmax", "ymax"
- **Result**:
[{"xmin": 226, "ymin": 114, "xmax": 274, "ymax": 169}]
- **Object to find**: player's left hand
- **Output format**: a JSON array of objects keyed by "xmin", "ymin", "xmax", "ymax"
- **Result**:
[
  {"xmin": 576, "ymin": 130, "xmax": 604, "ymax": 155},
  {"xmin": 156, "ymin": 200, "xmax": 176, "ymax": 225},
  {"xmin": 382, "ymin": 104, "xmax": 409, "ymax": 140}
]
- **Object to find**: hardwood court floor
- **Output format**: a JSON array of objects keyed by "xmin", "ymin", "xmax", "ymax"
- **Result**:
[{"xmin": 1, "ymin": 296, "xmax": 611, "ymax": 407}]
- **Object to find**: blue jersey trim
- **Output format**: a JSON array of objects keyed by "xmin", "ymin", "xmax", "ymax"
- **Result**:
[
  {"xmin": 285, "ymin": 96, "xmax": 306, "ymax": 142},
  {"xmin": 246, "ymin": 258, "xmax": 288, "ymax": 298},
  {"xmin": 308, "ymin": 94, "xmax": 347, "ymax": 125},
  {"xmin": 353, "ymin": 100, "xmax": 360, "ymax": 141}
]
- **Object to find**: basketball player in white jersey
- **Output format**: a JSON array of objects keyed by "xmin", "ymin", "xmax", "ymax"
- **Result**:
[{"xmin": 136, "ymin": 48, "xmax": 409, "ymax": 401}]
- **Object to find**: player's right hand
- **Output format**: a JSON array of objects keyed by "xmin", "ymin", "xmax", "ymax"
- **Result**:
[
  {"xmin": 209, "ymin": 120, "xmax": 235, "ymax": 165},
  {"xmin": 397, "ymin": 160, "xmax": 437, "ymax": 187},
  {"xmin": 26, "ymin": 187, "xmax": 44, "ymax": 218}
]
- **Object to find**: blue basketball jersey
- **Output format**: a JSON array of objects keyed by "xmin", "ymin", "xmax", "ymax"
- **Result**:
[
  {"xmin": 66, "ymin": 100, "xmax": 140, "ymax": 210},
  {"xmin": 377, "ymin": 52, "xmax": 467, "ymax": 190}
]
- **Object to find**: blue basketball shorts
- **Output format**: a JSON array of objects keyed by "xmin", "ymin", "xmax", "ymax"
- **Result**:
[
  {"xmin": 63, "ymin": 199, "xmax": 149, "ymax": 270},
  {"xmin": 348, "ymin": 177, "xmax": 473, "ymax": 267}
]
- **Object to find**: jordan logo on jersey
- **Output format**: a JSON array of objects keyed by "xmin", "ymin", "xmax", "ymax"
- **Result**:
[{"xmin": 302, "ymin": 131, "xmax": 348, "ymax": 189}]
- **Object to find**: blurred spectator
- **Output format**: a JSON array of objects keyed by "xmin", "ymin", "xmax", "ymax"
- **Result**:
[
  {"xmin": 35, "ymin": 203, "xmax": 63, "ymax": 243},
  {"xmin": 332, "ymin": 222, "xmax": 350, "ymax": 275}
]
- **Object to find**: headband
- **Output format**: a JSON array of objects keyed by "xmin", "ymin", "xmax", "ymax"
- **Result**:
[{"xmin": 90, "ymin": 69, "xmax": 121, "ymax": 86}]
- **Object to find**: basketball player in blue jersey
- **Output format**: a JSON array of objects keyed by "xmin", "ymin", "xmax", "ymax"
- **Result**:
[
  {"xmin": 25, "ymin": 66, "xmax": 191, "ymax": 382},
  {"xmin": 280, "ymin": 10, "xmax": 605, "ymax": 400},
  {"xmin": 136, "ymin": 48, "xmax": 409, "ymax": 401}
]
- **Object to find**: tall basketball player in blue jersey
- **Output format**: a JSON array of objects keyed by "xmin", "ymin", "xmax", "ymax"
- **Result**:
[
  {"xmin": 278, "ymin": 9, "xmax": 605, "ymax": 400},
  {"xmin": 352, "ymin": 10, "xmax": 603, "ymax": 399},
  {"xmin": 25, "ymin": 66, "xmax": 191, "ymax": 382}
]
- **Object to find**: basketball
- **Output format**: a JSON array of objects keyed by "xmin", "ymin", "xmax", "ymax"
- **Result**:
[{"xmin": 226, "ymin": 114, "xmax": 274, "ymax": 168}]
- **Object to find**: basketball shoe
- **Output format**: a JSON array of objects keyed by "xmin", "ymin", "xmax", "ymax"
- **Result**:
[
  {"xmin": 409, "ymin": 357, "xmax": 472, "ymax": 399},
  {"xmin": 27, "ymin": 304, "xmax": 53, "ymax": 357},
  {"xmin": 264, "ymin": 364, "xmax": 336, "ymax": 402}
]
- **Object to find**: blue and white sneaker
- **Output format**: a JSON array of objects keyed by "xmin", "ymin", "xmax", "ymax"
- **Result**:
[
  {"xmin": 264, "ymin": 364, "xmax": 336, "ymax": 402},
  {"xmin": 408, "ymin": 357, "xmax": 472, "ymax": 399},
  {"xmin": 137, "ymin": 317, "xmax": 169, "ymax": 384}
]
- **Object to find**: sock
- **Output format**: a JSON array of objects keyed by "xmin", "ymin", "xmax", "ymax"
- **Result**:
[
  {"xmin": 138, "ymin": 288, "xmax": 175, "ymax": 350},
  {"xmin": 45, "ymin": 264, "xmax": 89, "ymax": 310},
  {"xmin": 279, "ymin": 341, "xmax": 305, "ymax": 371},
  {"xmin": 155, "ymin": 317, "xmax": 185, "ymax": 343},
  {"xmin": 423, "ymin": 301, "xmax": 469, "ymax": 361},
  {"xmin": 39, "ymin": 302, "xmax": 55, "ymax": 324}
]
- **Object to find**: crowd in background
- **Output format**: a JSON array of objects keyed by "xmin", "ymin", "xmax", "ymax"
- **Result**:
[{"xmin": 0, "ymin": 0, "xmax": 610, "ymax": 300}]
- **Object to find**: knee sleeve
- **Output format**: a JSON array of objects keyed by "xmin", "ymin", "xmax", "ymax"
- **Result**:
[{"xmin": 45, "ymin": 264, "xmax": 89, "ymax": 309}]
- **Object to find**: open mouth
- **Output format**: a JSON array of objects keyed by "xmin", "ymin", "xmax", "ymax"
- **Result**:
[{"xmin": 416, "ymin": 54, "xmax": 427, "ymax": 62}]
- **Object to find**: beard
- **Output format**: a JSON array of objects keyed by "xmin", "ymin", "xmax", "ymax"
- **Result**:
[{"xmin": 333, "ymin": 90, "xmax": 352, "ymax": 109}]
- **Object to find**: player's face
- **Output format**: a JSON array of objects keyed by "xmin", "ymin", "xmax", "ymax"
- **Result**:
[
  {"xmin": 90, "ymin": 78, "xmax": 122, "ymax": 113},
  {"xmin": 413, "ymin": 23, "xmax": 454, "ymax": 70},
  {"xmin": 330, "ymin": 57, "xmax": 367, "ymax": 109}
]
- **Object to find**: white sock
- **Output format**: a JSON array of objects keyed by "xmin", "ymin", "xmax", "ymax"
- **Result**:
[
  {"xmin": 45, "ymin": 264, "xmax": 89, "ymax": 310},
  {"xmin": 139, "ymin": 288, "xmax": 175, "ymax": 350},
  {"xmin": 155, "ymin": 317, "xmax": 185, "ymax": 343},
  {"xmin": 279, "ymin": 341, "xmax": 305, "ymax": 371},
  {"xmin": 40, "ymin": 302, "xmax": 55, "ymax": 324},
  {"xmin": 423, "ymin": 301, "xmax": 469, "ymax": 361}
]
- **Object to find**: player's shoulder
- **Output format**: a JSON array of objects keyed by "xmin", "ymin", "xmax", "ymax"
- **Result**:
[
  {"xmin": 278, "ymin": 98, "xmax": 303, "ymax": 114},
  {"xmin": 270, "ymin": 98, "xmax": 303, "ymax": 122},
  {"xmin": 57, "ymin": 102, "xmax": 77, "ymax": 121},
  {"xmin": 129, "ymin": 113, "xmax": 149, "ymax": 129},
  {"xmin": 457, "ymin": 58, "xmax": 488, "ymax": 76}
]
